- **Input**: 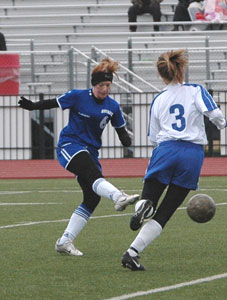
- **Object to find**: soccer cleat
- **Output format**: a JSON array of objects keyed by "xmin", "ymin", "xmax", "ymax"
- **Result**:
[
  {"xmin": 130, "ymin": 199, "xmax": 153, "ymax": 231},
  {"xmin": 55, "ymin": 238, "xmax": 83, "ymax": 256},
  {"xmin": 114, "ymin": 193, "xmax": 139, "ymax": 211},
  {"xmin": 121, "ymin": 251, "xmax": 145, "ymax": 271}
]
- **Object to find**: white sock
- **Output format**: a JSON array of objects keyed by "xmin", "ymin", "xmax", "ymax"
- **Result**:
[
  {"xmin": 92, "ymin": 178, "xmax": 122, "ymax": 202},
  {"xmin": 128, "ymin": 248, "xmax": 138, "ymax": 257},
  {"xmin": 59, "ymin": 204, "xmax": 91, "ymax": 244},
  {"xmin": 129, "ymin": 219, "xmax": 162, "ymax": 254}
]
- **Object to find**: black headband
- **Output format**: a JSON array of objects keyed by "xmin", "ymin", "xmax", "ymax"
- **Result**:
[{"xmin": 91, "ymin": 72, "xmax": 113, "ymax": 86}]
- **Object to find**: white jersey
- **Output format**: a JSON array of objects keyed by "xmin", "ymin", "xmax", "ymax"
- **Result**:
[{"xmin": 148, "ymin": 83, "xmax": 226, "ymax": 146}]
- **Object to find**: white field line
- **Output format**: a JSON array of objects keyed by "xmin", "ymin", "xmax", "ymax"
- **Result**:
[
  {"xmin": 0, "ymin": 203, "xmax": 226, "ymax": 230},
  {"xmin": 0, "ymin": 213, "xmax": 131, "ymax": 229},
  {"xmin": 103, "ymin": 273, "xmax": 227, "ymax": 300},
  {"xmin": 0, "ymin": 191, "xmax": 32, "ymax": 195},
  {"xmin": 1, "ymin": 187, "xmax": 227, "ymax": 196},
  {"xmin": 178, "ymin": 202, "xmax": 227, "ymax": 209},
  {"xmin": 0, "ymin": 202, "xmax": 61, "ymax": 206},
  {"xmin": 0, "ymin": 190, "xmax": 82, "ymax": 195}
]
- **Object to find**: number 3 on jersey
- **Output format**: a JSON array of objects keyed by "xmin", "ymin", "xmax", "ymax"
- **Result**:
[{"xmin": 170, "ymin": 104, "xmax": 186, "ymax": 132}]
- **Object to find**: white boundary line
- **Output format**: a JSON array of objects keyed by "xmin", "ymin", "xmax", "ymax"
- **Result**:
[
  {"xmin": 1, "ymin": 187, "xmax": 227, "ymax": 196},
  {"xmin": 103, "ymin": 273, "xmax": 227, "ymax": 300},
  {"xmin": 0, "ymin": 213, "xmax": 131, "ymax": 229},
  {"xmin": 0, "ymin": 203, "xmax": 226, "ymax": 230},
  {"xmin": 0, "ymin": 202, "xmax": 61, "ymax": 206}
]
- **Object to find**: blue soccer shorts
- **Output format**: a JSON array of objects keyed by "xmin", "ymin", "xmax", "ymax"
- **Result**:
[
  {"xmin": 144, "ymin": 140, "xmax": 204, "ymax": 190},
  {"xmin": 57, "ymin": 142, "xmax": 101, "ymax": 171}
]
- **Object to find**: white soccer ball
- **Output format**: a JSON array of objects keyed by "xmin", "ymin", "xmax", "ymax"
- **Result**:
[{"xmin": 135, "ymin": 199, "xmax": 154, "ymax": 219}]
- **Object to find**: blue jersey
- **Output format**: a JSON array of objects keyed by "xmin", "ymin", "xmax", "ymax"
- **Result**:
[{"xmin": 56, "ymin": 89, "xmax": 126, "ymax": 150}]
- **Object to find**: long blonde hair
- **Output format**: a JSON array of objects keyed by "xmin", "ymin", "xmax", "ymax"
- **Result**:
[
  {"xmin": 92, "ymin": 57, "xmax": 119, "ymax": 77},
  {"xmin": 156, "ymin": 49, "xmax": 188, "ymax": 84}
]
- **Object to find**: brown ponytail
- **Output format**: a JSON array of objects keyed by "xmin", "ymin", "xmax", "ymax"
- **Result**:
[
  {"xmin": 156, "ymin": 49, "xmax": 188, "ymax": 84},
  {"xmin": 92, "ymin": 57, "xmax": 119, "ymax": 77}
]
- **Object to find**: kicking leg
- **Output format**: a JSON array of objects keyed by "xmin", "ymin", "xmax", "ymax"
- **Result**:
[
  {"xmin": 67, "ymin": 151, "xmax": 139, "ymax": 211},
  {"xmin": 130, "ymin": 178, "xmax": 167, "ymax": 231}
]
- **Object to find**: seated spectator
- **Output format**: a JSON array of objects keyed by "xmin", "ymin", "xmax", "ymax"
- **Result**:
[
  {"xmin": 128, "ymin": 0, "xmax": 163, "ymax": 32},
  {"xmin": 188, "ymin": 0, "xmax": 225, "ymax": 31},
  {"xmin": 0, "ymin": 32, "xmax": 7, "ymax": 50},
  {"xmin": 172, "ymin": 0, "xmax": 191, "ymax": 31},
  {"xmin": 205, "ymin": 0, "xmax": 227, "ymax": 29},
  {"xmin": 188, "ymin": 0, "xmax": 205, "ymax": 21},
  {"xmin": 188, "ymin": 0, "xmax": 207, "ymax": 31},
  {"xmin": 205, "ymin": 0, "xmax": 227, "ymax": 20}
]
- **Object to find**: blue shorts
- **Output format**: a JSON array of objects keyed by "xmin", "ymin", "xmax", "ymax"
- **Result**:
[
  {"xmin": 57, "ymin": 142, "xmax": 102, "ymax": 172},
  {"xmin": 144, "ymin": 140, "xmax": 204, "ymax": 190}
]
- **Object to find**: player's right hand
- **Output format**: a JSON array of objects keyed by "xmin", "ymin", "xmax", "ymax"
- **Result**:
[{"xmin": 18, "ymin": 96, "xmax": 35, "ymax": 111}]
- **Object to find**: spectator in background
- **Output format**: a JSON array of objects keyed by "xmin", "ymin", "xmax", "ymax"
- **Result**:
[
  {"xmin": 188, "ymin": 0, "xmax": 205, "ymax": 21},
  {"xmin": 172, "ymin": 0, "xmax": 206, "ymax": 31},
  {"xmin": 128, "ymin": 0, "xmax": 163, "ymax": 32},
  {"xmin": 0, "ymin": 32, "xmax": 7, "ymax": 50},
  {"xmin": 188, "ymin": 0, "xmax": 207, "ymax": 30},
  {"xmin": 172, "ymin": 0, "xmax": 191, "ymax": 31}
]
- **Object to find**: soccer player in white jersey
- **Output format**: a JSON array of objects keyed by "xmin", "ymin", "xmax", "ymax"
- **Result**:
[
  {"xmin": 121, "ymin": 49, "xmax": 227, "ymax": 271},
  {"xmin": 18, "ymin": 58, "xmax": 139, "ymax": 256}
]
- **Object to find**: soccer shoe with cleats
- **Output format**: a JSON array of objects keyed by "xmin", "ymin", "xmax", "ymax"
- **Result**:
[
  {"xmin": 121, "ymin": 251, "xmax": 145, "ymax": 271},
  {"xmin": 55, "ymin": 238, "xmax": 83, "ymax": 256},
  {"xmin": 114, "ymin": 193, "xmax": 139, "ymax": 211},
  {"xmin": 130, "ymin": 199, "xmax": 153, "ymax": 231}
]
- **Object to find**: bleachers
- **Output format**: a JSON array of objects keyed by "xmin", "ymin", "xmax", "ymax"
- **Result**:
[{"xmin": 0, "ymin": 0, "xmax": 227, "ymax": 94}]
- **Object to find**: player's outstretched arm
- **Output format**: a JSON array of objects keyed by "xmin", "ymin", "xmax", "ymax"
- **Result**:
[
  {"xmin": 115, "ymin": 127, "xmax": 131, "ymax": 147},
  {"xmin": 18, "ymin": 96, "xmax": 58, "ymax": 111}
]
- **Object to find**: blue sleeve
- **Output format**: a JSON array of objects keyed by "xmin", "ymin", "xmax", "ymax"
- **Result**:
[
  {"xmin": 200, "ymin": 85, "xmax": 217, "ymax": 111},
  {"xmin": 57, "ymin": 90, "xmax": 78, "ymax": 110}
]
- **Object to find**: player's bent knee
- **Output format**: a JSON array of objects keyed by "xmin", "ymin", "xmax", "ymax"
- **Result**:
[{"xmin": 67, "ymin": 151, "xmax": 103, "ymax": 184}]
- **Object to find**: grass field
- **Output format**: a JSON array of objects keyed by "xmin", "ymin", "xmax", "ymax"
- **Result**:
[{"xmin": 0, "ymin": 177, "xmax": 226, "ymax": 300}]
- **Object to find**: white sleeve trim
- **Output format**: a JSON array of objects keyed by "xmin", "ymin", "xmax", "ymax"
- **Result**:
[{"xmin": 56, "ymin": 97, "xmax": 63, "ymax": 110}]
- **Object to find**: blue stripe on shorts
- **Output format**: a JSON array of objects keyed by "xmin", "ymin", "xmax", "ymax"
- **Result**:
[{"xmin": 56, "ymin": 143, "xmax": 102, "ymax": 173}]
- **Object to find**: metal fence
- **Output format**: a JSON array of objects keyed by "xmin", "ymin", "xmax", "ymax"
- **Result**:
[
  {"xmin": 1, "ymin": 38, "xmax": 227, "ymax": 95},
  {"xmin": 1, "ymin": 91, "xmax": 227, "ymax": 160}
]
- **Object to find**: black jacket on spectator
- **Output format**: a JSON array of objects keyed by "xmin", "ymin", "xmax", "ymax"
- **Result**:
[
  {"xmin": 173, "ymin": 0, "xmax": 191, "ymax": 22},
  {"xmin": 128, "ymin": 0, "xmax": 163, "ymax": 32},
  {"xmin": 0, "ymin": 32, "xmax": 7, "ymax": 50}
]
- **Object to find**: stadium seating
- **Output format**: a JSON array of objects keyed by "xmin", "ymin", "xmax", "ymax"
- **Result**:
[{"xmin": 0, "ymin": 0, "xmax": 227, "ymax": 94}]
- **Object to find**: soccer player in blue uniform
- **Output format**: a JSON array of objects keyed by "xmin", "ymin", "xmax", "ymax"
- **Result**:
[
  {"xmin": 121, "ymin": 49, "xmax": 227, "ymax": 271},
  {"xmin": 18, "ymin": 58, "xmax": 139, "ymax": 256}
]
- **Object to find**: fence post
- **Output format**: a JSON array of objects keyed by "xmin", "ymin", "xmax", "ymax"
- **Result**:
[
  {"xmin": 30, "ymin": 39, "xmax": 35, "ymax": 86},
  {"xmin": 87, "ymin": 58, "xmax": 91, "ymax": 89},
  {"xmin": 68, "ymin": 47, "xmax": 74, "ymax": 90},
  {"xmin": 127, "ymin": 38, "xmax": 133, "ymax": 84},
  {"xmin": 205, "ymin": 36, "xmax": 210, "ymax": 89},
  {"xmin": 185, "ymin": 48, "xmax": 189, "ymax": 83},
  {"xmin": 38, "ymin": 93, "xmax": 45, "ymax": 159},
  {"xmin": 91, "ymin": 46, "xmax": 98, "ymax": 62}
]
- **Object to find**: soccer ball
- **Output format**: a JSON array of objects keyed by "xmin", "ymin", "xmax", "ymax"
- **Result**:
[
  {"xmin": 135, "ymin": 199, "xmax": 154, "ymax": 219},
  {"xmin": 186, "ymin": 194, "xmax": 216, "ymax": 223}
]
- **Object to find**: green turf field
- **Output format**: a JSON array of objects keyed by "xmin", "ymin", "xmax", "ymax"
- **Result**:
[{"xmin": 0, "ymin": 177, "xmax": 226, "ymax": 300}]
